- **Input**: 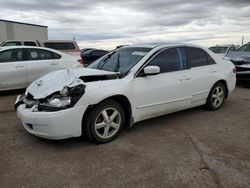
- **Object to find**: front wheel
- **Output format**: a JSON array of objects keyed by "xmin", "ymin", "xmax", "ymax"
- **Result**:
[
  {"xmin": 206, "ymin": 82, "xmax": 226, "ymax": 111},
  {"xmin": 84, "ymin": 100, "xmax": 125, "ymax": 143}
]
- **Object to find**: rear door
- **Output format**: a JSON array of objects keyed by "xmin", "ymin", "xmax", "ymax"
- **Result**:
[
  {"xmin": 25, "ymin": 48, "xmax": 61, "ymax": 83},
  {"xmin": 187, "ymin": 47, "xmax": 218, "ymax": 105},
  {"xmin": 0, "ymin": 48, "xmax": 27, "ymax": 90}
]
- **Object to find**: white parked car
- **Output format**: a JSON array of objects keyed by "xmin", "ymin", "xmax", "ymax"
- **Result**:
[
  {"xmin": 0, "ymin": 46, "xmax": 81, "ymax": 91},
  {"xmin": 16, "ymin": 44, "xmax": 236, "ymax": 143}
]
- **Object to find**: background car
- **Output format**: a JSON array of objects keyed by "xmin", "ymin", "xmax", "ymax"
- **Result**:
[
  {"xmin": 225, "ymin": 42, "xmax": 250, "ymax": 80},
  {"xmin": 0, "ymin": 40, "xmax": 81, "ymax": 57},
  {"xmin": 209, "ymin": 44, "xmax": 239, "ymax": 58},
  {"xmin": 16, "ymin": 44, "xmax": 236, "ymax": 143},
  {"xmin": 80, "ymin": 49, "xmax": 109, "ymax": 66},
  {"xmin": 0, "ymin": 46, "xmax": 81, "ymax": 91}
]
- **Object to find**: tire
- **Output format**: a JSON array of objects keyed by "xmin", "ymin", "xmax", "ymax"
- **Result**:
[
  {"xmin": 206, "ymin": 82, "xmax": 226, "ymax": 111},
  {"xmin": 84, "ymin": 99, "xmax": 125, "ymax": 143}
]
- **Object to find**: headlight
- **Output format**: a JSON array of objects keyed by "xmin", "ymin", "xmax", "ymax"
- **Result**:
[
  {"xmin": 38, "ymin": 84, "xmax": 86, "ymax": 111},
  {"xmin": 48, "ymin": 97, "xmax": 71, "ymax": 108}
]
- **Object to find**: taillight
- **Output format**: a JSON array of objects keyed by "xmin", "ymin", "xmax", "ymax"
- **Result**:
[
  {"xmin": 233, "ymin": 67, "xmax": 236, "ymax": 73},
  {"xmin": 78, "ymin": 59, "xmax": 84, "ymax": 64}
]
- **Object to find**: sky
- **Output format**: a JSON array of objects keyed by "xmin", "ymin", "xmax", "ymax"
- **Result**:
[{"xmin": 0, "ymin": 0, "xmax": 250, "ymax": 49}]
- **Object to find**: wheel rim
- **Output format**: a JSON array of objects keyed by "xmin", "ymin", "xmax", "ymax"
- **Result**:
[
  {"xmin": 212, "ymin": 86, "xmax": 224, "ymax": 108},
  {"xmin": 94, "ymin": 107, "xmax": 121, "ymax": 139}
]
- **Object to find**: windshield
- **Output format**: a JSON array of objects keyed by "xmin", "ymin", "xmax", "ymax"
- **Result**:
[
  {"xmin": 209, "ymin": 47, "xmax": 228, "ymax": 54},
  {"xmin": 88, "ymin": 47, "xmax": 152, "ymax": 73},
  {"xmin": 238, "ymin": 43, "xmax": 250, "ymax": 52}
]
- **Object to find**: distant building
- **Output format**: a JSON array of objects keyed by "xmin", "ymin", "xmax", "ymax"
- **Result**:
[{"xmin": 0, "ymin": 19, "xmax": 48, "ymax": 43}]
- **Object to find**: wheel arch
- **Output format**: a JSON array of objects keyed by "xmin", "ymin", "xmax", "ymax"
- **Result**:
[
  {"xmin": 81, "ymin": 94, "xmax": 133, "ymax": 135},
  {"xmin": 211, "ymin": 79, "xmax": 229, "ymax": 98}
]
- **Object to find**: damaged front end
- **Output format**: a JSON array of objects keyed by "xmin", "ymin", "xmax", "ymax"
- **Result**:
[
  {"xmin": 225, "ymin": 51, "xmax": 250, "ymax": 80},
  {"xmin": 15, "ymin": 84, "xmax": 86, "ymax": 112},
  {"xmin": 15, "ymin": 68, "xmax": 121, "ymax": 111}
]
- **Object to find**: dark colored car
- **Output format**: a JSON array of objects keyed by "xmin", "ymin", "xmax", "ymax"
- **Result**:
[
  {"xmin": 80, "ymin": 49, "xmax": 108, "ymax": 66},
  {"xmin": 226, "ymin": 42, "xmax": 250, "ymax": 80}
]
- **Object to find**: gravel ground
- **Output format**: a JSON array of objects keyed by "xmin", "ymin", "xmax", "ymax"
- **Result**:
[{"xmin": 0, "ymin": 83, "xmax": 250, "ymax": 188}]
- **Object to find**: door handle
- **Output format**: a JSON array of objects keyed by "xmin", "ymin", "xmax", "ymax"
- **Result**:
[
  {"xmin": 15, "ymin": 65, "xmax": 25, "ymax": 68},
  {"xmin": 209, "ymin": 69, "xmax": 217, "ymax": 73},
  {"xmin": 179, "ymin": 75, "xmax": 191, "ymax": 81}
]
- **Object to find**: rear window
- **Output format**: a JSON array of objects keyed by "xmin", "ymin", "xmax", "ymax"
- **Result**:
[
  {"xmin": 44, "ymin": 43, "xmax": 75, "ymax": 50},
  {"xmin": 24, "ymin": 41, "xmax": 36, "ymax": 46}
]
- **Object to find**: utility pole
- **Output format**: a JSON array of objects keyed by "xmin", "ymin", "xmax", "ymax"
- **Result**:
[{"xmin": 241, "ymin": 36, "xmax": 244, "ymax": 46}]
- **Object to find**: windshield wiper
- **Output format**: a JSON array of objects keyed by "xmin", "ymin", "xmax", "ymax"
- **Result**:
[{"xmin": 97, "ymin": 51, "xmax": 116, "ymax": 69}]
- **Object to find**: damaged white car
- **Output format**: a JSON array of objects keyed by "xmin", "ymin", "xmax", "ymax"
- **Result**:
[{"xmin": 16, "ymin": 44, "xmax": 236, "ymax": 143}]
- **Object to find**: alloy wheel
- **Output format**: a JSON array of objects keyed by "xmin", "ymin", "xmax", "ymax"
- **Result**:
[
  {"xmin": 94, "ymin": 107, "xmax": 121, "ymax": 139},
  {"xmin": 212, "ymin": 86, "xmax": 224, "ymax": 108}
]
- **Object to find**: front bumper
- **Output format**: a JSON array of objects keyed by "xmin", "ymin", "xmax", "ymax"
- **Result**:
[{"xmin": 16, "ymin": 103, "xmax": 86, "ymax": 140}]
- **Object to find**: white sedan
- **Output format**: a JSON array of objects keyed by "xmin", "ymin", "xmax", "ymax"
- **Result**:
[
  {"xmin": 16, "ymin": 44, "xmax": 236, "ymax": 143},
  {"xmin": 0, "ymin": 46, "xmax": 81, "ymax": 91}
]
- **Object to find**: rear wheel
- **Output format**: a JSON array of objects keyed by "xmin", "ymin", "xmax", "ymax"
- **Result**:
[
  {"xmin": 84, "ymin": 100, "xmax": 125, "ymax": 143},
  {"xmin": 206, "ymin": 82, "xmax": 226, "ymax": 111}
]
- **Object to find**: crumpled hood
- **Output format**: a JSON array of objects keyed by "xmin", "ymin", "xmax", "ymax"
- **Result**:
[
  {"xmin": 226, "ymin": 51, "xmax": 250, "ymax": 63},
  {"xmin": 27, "ymin": 68, "xmax": 117, "ymax": 99}
]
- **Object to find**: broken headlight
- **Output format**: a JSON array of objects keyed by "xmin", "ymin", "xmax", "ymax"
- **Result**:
[
  {"xmin": 38, "ymin": 84, "xmax": 85, "ymax": 111},
  {"xmin": 47, "ymin": 97, "xmax": 72, "ymax": 108}
]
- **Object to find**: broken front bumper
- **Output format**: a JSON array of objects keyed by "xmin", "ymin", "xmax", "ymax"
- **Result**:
[{"xmin": 16, "ymin": 95, "xmax": 86, "ymax": 140}]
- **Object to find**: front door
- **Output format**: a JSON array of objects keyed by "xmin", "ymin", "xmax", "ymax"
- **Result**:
[{"xmin": 132, "ymin": 47, "xmax": 192, "ymax": 122}]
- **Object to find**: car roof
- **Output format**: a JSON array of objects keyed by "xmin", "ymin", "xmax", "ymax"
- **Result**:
[{"xmin": 123, "ymin": 43, "xmax": 205, "ymax": 50}]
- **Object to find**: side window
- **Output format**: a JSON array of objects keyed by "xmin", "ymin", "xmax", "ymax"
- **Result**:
[
  {"xmin": 187, "ymin": 47, "xmax": 215, "ymax": 68},
  {"xmin": 147, "ymin": 47, "xmax": 187, "ymax": 73},
  {"xmin": 3, "ymin": 41, "xmax": 22, "ymax": 46},
  {"xmin": 206, "ymin": 54, "xmax": 216, "ymax": 65},
  {"xmin": 28, "ymin": 49, "xmax": 61, "ymax": 60},
  {"xmin": 24, "ymin": 41, "xmax": 36, "ymax": 46},
  {"xmin": 0, "ymin": 49, "xmax": 23, "ymax": 63}
]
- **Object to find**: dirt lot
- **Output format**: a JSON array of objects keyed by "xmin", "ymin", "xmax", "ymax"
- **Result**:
[{"xmin": 0, "ymin": 84, "xmax": 250, "ymax": 188}]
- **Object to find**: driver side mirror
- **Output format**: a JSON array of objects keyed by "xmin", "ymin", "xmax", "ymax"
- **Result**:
[{"xmin": 143, "ymin": 66, "xmax": 160, "ymax": 76}]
